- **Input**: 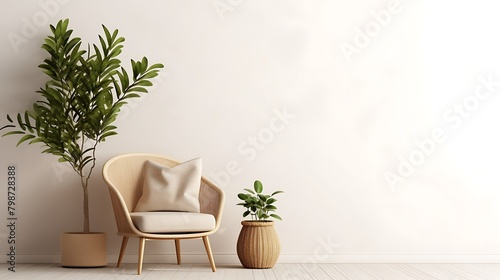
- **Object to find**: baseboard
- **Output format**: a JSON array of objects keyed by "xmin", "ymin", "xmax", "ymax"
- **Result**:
[
  {"xmin": 277, "ymin": 254, "xmax": 500, "ymax": 263},
  {"xmin": 4, "ymin": 254, "xmax": 500, "ymax": 264}
]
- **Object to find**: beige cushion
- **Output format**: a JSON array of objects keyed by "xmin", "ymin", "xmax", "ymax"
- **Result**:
[
  {"xmin": 130, "ymin": 212, "xmax": 216, "ymax": 233},
  {"xmin": 134, "ymin": 158, "xmax": 202, "ymax": 213}
]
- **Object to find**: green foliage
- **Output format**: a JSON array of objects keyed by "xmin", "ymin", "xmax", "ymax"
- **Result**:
[
  {"xmin": 1, "ymin": 18, "xmax": 163, "ymax": 172},
  {"xmin": 237, "ymin": 180, "xmax": 284, "ymax": 221},
  {"xmin": 0, "ymin": 19, "xmax": 164, "ymax": 232}
]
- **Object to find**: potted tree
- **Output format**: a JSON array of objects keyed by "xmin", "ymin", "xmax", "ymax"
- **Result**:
[
  {"xmin": 0, "ymin": 19, "xmax": 163, "ymax": 267},
  {"xmin": 236, "ymin": 180, "xmax": 284, "ymax": 268}
]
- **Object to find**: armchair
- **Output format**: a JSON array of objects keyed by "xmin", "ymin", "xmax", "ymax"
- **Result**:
[{"xmin": 102, "ymin": 153, "xmax": 225, "ymax": 274}]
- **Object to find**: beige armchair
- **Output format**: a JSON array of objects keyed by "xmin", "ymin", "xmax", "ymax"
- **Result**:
[{"xmin": 102, "ymin": 153, "xmax": 225, "ymax": 274}]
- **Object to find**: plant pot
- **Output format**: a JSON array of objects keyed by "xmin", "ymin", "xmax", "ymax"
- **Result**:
[
  {"xmin": 60, "ymin": 232, "xmax": 107, "ymax": 267},
  {"xmin": 236, "ymin": 220, "xmax": 280, "ymax": 268}
]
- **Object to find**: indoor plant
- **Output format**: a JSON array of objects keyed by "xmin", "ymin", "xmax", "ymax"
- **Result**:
[
  {"xmin": 0, "ymin": 19, "xmax": 163, "ymax": 267},
  {"xmin": 236, "ymin": 180, "xmax": 284, "ymax": 268}
]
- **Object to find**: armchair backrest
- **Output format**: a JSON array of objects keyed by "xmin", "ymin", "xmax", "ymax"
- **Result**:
[{"xmin": 102, "ymin": 153, "xmax": 225, "ymax": 235}]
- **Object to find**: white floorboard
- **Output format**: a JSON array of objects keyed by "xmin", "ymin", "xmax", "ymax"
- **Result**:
[{"xmin": 0, "ymin": 263, "xmax": 499, "ymax": 279}]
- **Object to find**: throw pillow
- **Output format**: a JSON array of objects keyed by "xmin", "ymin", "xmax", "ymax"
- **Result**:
[{"xmin": 134, "ymin": 157, "xmax": 202, "ymax": 212}]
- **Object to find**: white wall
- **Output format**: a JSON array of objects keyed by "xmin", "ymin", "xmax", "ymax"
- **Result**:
[{"xmin": 1, "ymin": 0, "xmax": 500, "ymax": 264}]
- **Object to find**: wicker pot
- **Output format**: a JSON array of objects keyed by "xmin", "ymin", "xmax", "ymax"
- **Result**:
[
  {"xmin": 60, "ymin": 232, "xmax": 107, "ymax": 267},
  {"xmin": 236, "ymin": 220, "xmax": 280, "ymax": 268}
]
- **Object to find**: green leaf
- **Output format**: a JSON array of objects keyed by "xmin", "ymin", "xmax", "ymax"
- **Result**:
[
  {"xmin": 118, "ymin": 67, "xmax": 129, "ymax": 89},
  {"xmin": 140, "ymin": 71, "xmax": 159, "ymax": 80},
  {"xmin": 265, "ymin": 205, "xmax": 277, "ymax": 211},
  {"xmin": 110, "ymin": 36, "xmax": 125, "ymax": 50},
  {"xmin": 111, "ymin": 29, "xmax": 119, "ymax": 43},
  {"xmin": 243, "ymin": 188, "xmax": 255, "ymax": 194},
  {"xmin": 61, "ymin": 19, "xmax": 69, "ymax": 33},
  {"xmin": 148, "ymin": 63, "xmax": 164, "ymax": 70},
  {"xmin": 258, "ymin": 194, "xmax": 268, "ymax": 201},
  {"xmin": 111, "ymin": 77, "xmax": 122, "ymax": 98},
  {"xmin": 98, "ymin": 131, "xmax": 118, "ymax": 141},
  {"xmin": 24, "ymin": 112, "xmax": 34, "ymax": 133},
  {"xmin": 271, "ymin": 190, "xmax": 284, "ymax": 196},
  {"xmin": 101, "ymin": 125, "xmax": 117, "ymax": 133},
  {"xmin": 128, "ymin": 87, "xmax": 148, "ymax": 93},
  {"xmin": 243, "ymin": 210, "xmax": 250, "ymax": 217},
  {"xmin": 131, "ymin": 59, "xmax": 139, "ymax": 79},
  {"xmin": 134, "ymin": 80, "xmax": 153, "ymax": 87},
  {"xmin": 16, "ymin": 134, "xmax": 35, "ymax": 146},
  {"xmin": 2, "ymin": 131, "xmax": 25, "ymax": 137},
  {"xmin": 267, "ymin": 198, "xmax": 277, "ymax": 204},
  {"xmin": 103, "ymin": 24, "xmax": 112, "ymax": 45},
  {"xmin": 237, "ymin": 193, "xmax": 248, "ymax": 200},
  {"xmin": 270, "ymin": 214, "xmax": 282, "ymax": 221},
  {"xmin": 42, "ymin": 39, "xmax": 57, "ymax": 53},
  {"xmin": 141, "ymin": 57, "xmax": 148, "ymax": 71},
  {"xmin": 81, "ymin": 156, "xmax": 95, "ymax": 168},
  {"xmin": 29, "ymin": 138, "xmax": 44, "ymax": 145},
  {"xmin": 16, "ymin": 113, "xmax": 26, "ymax": 130},
  {"xmin": 254, "ymin": 180, "xmax": 263, "ymax": 193},
  {"xmin": 98, "ymin": 35, "xmax": 108, "ymax": 56},
  {"xmin": 64, "ymin": 37, "xmax": 81, "ymax": 55},
  {"xmin": 123, "ymin": 93, "xmax": 141, "ymax": 99},
  {"xmin": 109, "ymin": 46, "xmax": 123, "ymax": 58}
]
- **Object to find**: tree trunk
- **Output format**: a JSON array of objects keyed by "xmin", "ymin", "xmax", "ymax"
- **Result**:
[{"xmin": 81, "ymin": 176, "xmax": 90, "ymax": 233}]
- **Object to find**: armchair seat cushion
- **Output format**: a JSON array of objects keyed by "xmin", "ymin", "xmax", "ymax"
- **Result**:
[{"xmin": 130, "ymin": 212, "xmax": 216, "ymax": 233}]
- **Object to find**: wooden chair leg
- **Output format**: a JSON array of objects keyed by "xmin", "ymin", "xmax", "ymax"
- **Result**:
[
  {"xmin": 138, "ymin": 237, "xmax": 146, "ymax": 275},
  {"xmin": 202, "ymin": 236, "xmax": 216, "ymax": 272},
  {"xmin": 117, "ymin": 236, "xmax": 129, "ymax": 268},
  {"xmin": 174, "ymin": 239, "xmax": 181, "ymax": 265}
]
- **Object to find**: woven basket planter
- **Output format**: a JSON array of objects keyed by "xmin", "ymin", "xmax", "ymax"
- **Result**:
[{"xmin": 236, "ymin": 221, "xmax": 280, "ymax": 268}]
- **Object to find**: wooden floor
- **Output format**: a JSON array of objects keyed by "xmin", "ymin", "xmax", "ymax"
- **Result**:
[{"xmin": 0, "ymin": 263, "xmax": 499, "ymax": 279}]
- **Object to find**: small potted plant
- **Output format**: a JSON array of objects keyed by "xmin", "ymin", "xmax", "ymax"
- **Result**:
[{"xmin": 236, "ymin": 180, "xmax": 284, "ymax": 268}]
